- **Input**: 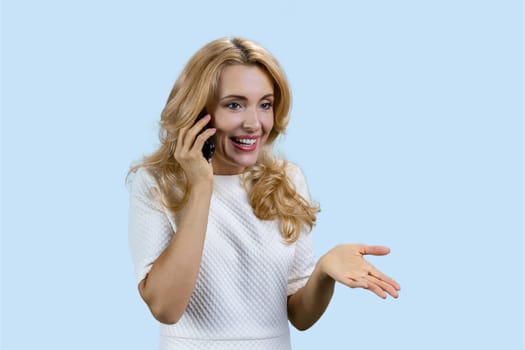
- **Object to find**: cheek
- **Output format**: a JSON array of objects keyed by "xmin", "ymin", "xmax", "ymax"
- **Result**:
[
  {"xmin": 214, "ymin": 130, "xmax": 231, "ymax": 146},
  {"xmin": 211, "ymin": 113, "xmax": 234, "ymax": 131},
  {"xmin": 263, "ymin": 114, "xmax": 274, "ymax": 133}
]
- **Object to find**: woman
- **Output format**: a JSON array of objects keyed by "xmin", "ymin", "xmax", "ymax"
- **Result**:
[{"xmin": 128, "ymin": 37, "xmax": 400, "ymax": 349}]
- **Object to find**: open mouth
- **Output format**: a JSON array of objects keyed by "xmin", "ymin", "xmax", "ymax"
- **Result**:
[
  {"xmin": 231, "ymin": 137, "xmax": 256, "ymax": 146},
  {"xmin": 230, "ymin": 136, "xmax": 258, "ymax": 151}
]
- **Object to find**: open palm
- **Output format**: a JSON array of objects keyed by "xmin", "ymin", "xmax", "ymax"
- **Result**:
[{"xmin": 320, "ymin": 244, "xmax": 400, "ymax": 299}]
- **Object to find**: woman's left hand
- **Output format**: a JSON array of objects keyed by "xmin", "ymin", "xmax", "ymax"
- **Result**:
[{"xmin": 319, "ymin": 244, "xmax": 400, "ymax": 299}]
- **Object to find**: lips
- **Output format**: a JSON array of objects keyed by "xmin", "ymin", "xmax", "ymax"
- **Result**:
[{"xmin": 230, "ymin": 136, "xmax": 259, "ymax": 152}]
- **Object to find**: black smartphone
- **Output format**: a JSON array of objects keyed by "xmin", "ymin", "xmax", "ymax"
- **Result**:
[{"xmin": 196, "ymin": 109, "xmax": 215, "ymax": 162}]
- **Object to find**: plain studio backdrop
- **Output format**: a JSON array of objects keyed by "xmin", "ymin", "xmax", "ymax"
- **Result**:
[{"xmin": 1, "ymin": 1, "xmax": 523, "ymax": 349}]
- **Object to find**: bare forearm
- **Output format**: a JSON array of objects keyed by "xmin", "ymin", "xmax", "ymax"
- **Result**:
[
  {"xmin": 139, "ymin": 183, "xmax": 212, "ymax": 324},
  {"xmin": 287, "ymin": 259, "xmax": 335, "ymax": 330}
]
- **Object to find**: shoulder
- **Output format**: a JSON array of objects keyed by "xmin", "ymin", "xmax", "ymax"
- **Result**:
[
  {"xmin": 284, "ymin": 162, "xmax": 306, "ymax": 185},
  {"xmin": 283, "ymin": 161, "xmax": 310, "ymax": 198},
  {"xmin": 126, "ymin": 167, "xmax": 160, "ymax": 199}
]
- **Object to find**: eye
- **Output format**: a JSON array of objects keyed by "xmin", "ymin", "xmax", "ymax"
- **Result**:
[
  {"xmin": 225, "ymin": 102, "xmax": 242, "ymax": 110},
  {"xmin": 260, "ymin": 102, "xmax": 273, "ymax": 110}
]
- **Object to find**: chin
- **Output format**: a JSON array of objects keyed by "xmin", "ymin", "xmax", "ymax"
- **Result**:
[
  {"xmin": 212, "ymin": 152, "xmax": 260, "ymax": 175},
  {"xmin": 234, "ymin": 154, "xmax": 259, "ymax": 168}
]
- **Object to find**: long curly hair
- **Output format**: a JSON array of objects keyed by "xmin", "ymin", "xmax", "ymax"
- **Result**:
[{"xmin": 129, "ymin": 37, "xmax": 319, "ymax": 243}]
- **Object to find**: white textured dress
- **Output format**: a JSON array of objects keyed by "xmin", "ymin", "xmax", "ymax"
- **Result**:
[{"xmin": 128, "ymin": 163, "xmax": 315, "ymax": 349}]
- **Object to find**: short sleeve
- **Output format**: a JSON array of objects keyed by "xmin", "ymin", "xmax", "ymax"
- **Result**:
[
  {"xmin": 285, "ymin": 163, "xmax": 316, "ymax": 295},
  {"xmin": 127, "ymin": 168, "xmax": 176, "ymax": 284}
]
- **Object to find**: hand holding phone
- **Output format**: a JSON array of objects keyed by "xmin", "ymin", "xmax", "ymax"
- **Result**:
[{"xmin": 195, "ymin": 109, "xmax": 215, "ymax": 162}]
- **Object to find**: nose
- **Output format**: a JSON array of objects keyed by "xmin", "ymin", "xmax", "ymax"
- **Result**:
[{"xmin": 242, "ymin": 107, "xmax": 261, "ymax": 132}]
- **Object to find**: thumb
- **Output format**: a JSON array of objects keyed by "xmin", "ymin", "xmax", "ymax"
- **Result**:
[{"xmin": 362, "ymin": 245, "xmax": 391, "ymax": 256}]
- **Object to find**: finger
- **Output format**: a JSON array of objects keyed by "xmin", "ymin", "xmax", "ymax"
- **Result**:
[
  {"xmin": 189, "ymin": 114, "xmax": 212, "ymax": 137},
  {"xmin": 362, "ymin": 245, "xmax": 391, "ymax": 256},
  {"xmin": 367, "ymin": 274, "xmax": 399, "ymax": 298},
  {"xmin": 341, "ymin": 276, "xmax": 394, "ymax": 299},
  {"xmin": 353, "ymin": 276, "xmax": 386, "ymax": 299},
  {"xmin": 339, "ymin": 277, "xmax": 368, "ymax": 290},
  {"xmin": 177, "ymin": 121, "xmax": 195, "ymax": 147},
  {"xmin": 369, "ymin": 267, "xmax": 401, "ymax": 291},
  {"xmin": 362, "ymin": 276, "xmax": 388, "ymax": 299},
  {"xmin": 193, "ymin": 113, "xmax": 212, "ymax": 129},
  {"xmin": 175, "ymin": 125, "xmax": 190, "ymax": 157},
  {"xmin": 179, "ymin": 114, "xmax": 212, "ymax": 151},
  {"xmin": 192, "ymin": 127, "xmax": 216, "ymax": 152}
]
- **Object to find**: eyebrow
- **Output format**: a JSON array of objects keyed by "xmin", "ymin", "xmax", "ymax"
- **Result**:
[{"xmin": 219, "ymin": 93, "xmax": 274, "ymax": 101}]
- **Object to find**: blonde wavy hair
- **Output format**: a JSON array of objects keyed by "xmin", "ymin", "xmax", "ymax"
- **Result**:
[{"xmin": 130, "ymin": 37, "xmax": 319, "ymax": 243}]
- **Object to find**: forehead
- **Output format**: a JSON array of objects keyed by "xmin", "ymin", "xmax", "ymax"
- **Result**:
[{"xmin": 218, "ymin": 65, "xmax": 274, "ymax": 97}]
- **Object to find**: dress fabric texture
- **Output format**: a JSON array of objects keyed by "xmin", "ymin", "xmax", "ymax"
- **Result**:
[{"xmin": 128, "ymin": 163, "xmax": 315, "ymax": 350}]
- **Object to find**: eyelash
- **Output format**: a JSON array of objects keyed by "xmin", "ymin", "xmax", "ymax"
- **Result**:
[
  {"xmin": 224, "ymin": 102, "xmax": 273, "ymax": 110},
  {"xmin": 261, "ymin": 102, "xmax": 273, "ymax": 110},
  {"xmin": 225, "ymin": 102, "xmax": 242, "ymax": 110}
]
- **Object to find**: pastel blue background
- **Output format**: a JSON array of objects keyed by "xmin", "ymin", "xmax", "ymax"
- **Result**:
[{"xmin": 1, "ymin": 1, "xmax": 523, "ymax": 349}]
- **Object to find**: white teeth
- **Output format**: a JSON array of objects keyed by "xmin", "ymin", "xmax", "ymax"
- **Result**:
[{"xmin": 234, "ymin": 138, "xmax": 256, "ymax": 146}]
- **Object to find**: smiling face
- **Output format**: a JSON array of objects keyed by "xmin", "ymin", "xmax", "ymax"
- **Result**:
[{"xmin": 210, "ymin": 64, "xmax": 275, "ymax": 175}]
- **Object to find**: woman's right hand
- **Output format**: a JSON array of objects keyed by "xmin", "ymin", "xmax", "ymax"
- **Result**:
[
  {"xmin": 174, "ymin": 114, "xmax": 216, "ymax": 186},
  {"xmin": 140, "ymin": 114, "xmax": 216, "ymax": 325}
]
